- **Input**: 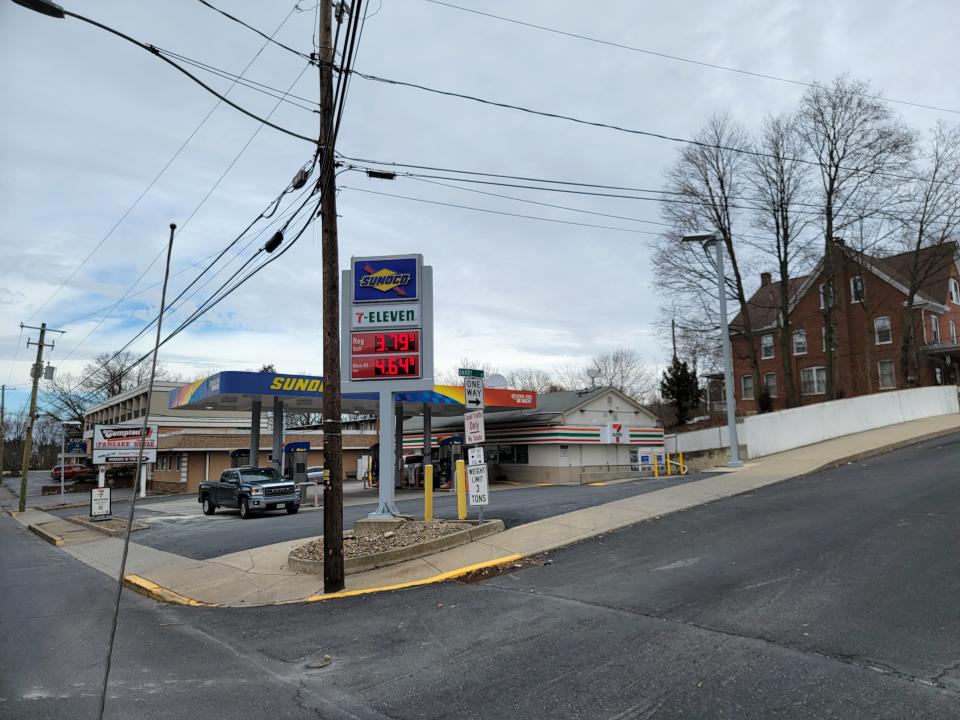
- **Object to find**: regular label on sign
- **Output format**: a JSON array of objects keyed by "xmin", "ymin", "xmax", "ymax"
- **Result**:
[
  {"xmin": 90, "ymin": 487, "xmax": 112, "ymax": 521},
  {"xmin": 464, "ymin": 376, "xmax": 484, "ymax": 409},
  {"xmin": 467, "ymin": 446, "xmax": 485, "ymax": 466},
  {"xmin": 467, "ymin": 463, "xmax": 488, "ymax": 506},
  {"xmin": 464, "ymin": 410, "xmax": 485, "ymax": 444}
]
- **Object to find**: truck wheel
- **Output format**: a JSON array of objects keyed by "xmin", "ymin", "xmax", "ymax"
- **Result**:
[
  {"xmin": 239, "ymin": 497, "xmax": 251, "ymax": 519},
  {"xmin": 201, "ymin": 495, "xmax": 216, "ymax": 515},
  {"xmin": 286, "ymin": 504, "xmax": 299, "ymax": 515}
]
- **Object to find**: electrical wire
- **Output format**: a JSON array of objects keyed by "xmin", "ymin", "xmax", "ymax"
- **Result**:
[
  {"xmin": 194, "ymin": 0, "xmax": 312, "ymax": 60},
  {"xmin": 25, "ymin": 4, "xmax": 305, "ymax": 324},
  {"xmin": 423, "ymin": 0, "xmax": 960, "ymax": 117}
]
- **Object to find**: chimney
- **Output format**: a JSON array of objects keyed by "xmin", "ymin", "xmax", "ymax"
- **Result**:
[{"xmin": 760, "ymin": 272, "xmax": 772, "ymax": 287}]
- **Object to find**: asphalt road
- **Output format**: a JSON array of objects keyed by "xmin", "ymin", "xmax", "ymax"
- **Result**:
[
  {"xmin": 2, "ymin": 433, "xmax": 957, "ymax": 719},
  {"xmin": 122, "ymin": 473, "xmax": 709, "ymax": 560}
]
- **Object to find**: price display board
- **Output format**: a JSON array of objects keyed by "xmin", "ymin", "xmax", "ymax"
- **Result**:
[
  {"xmin": 351, "ymin": 330, "xmax": 420, "ymax": 355},
  {"xmin": 351, "ymin": 354, "xmax": 420, "ymax": 380}
]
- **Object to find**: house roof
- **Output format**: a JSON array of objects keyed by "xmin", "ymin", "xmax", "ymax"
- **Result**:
[
  {"xmin": 729, "ymin": 276, "xmax": 807, "ymax": 332},
  {"xmin": 873, "ymin": 242, "xmax": 958, "ymax": 306}
]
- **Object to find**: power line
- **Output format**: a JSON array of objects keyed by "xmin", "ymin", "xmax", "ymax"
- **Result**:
[
  {"xmin": 346, "ymin": 69, "xmax": 960, "ymax": 190},
  {"xmin": 423, "ymin": 0, "xmax": 960, "ymax": 117},
  {"xmin": 340, "ymin": 184, "xmax": 660, "ymax": 235},
  {"xmin": 26, "ymin": 4, "xmax": 303, "ymax": 324},
  {"xmin": 194, "ymin": 0, "xmax": 312, "ymax": 60}
]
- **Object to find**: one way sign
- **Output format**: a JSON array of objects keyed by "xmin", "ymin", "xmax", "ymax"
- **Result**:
[{"xmin": 464, "ymin": 376, "xmax": 484, "ymax": 410}]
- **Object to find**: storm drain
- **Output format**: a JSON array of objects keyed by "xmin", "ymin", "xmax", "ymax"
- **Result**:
[{"xmin": 455, "ymin": 555, "xmax": 551, "ymax": 584}]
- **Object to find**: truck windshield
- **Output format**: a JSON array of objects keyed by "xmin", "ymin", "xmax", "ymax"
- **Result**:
[{"xmin": 238, "ymin": 468, "xmax": 280, "ymax": 483}]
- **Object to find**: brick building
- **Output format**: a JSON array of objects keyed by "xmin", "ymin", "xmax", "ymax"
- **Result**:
[{"xmin": 729, "ymin": 241, "xmax": 960, "ymax": 414}]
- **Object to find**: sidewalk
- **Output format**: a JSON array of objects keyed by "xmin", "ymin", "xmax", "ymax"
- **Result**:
[{"xmin": 7, "ymin": 413, "xmax": 960, "ymax": 607}]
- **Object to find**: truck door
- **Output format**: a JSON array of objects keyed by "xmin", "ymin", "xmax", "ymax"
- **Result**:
[{"xmin": 219, "ymin": 470, "xmax": 240, "ymax": 507}]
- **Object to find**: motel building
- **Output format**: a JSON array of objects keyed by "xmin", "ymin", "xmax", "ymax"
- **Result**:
[{"xmin": 403, "ymin": 387, "xmax": 665, "ymax": 485}]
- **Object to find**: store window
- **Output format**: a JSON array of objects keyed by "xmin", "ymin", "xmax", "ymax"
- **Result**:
[
  {"xmin": 874, "ymin": 316, "xmax": 892, "ymax": 345},
  {"xmin": 761, "ymin": 334, "xmax": 774, "ymax": 359},
  {"xmin": 793, "ymin": 329, "xmax": 807, "ymax": 355},
  {"xmin": 496, "ymin": 445, "xmax": 529, "ymax": 465},
  {"xmin": 741, "ymin": 375, "xmax": 755, "ymax": 401},
  {"xmin": 878, "ymin": 360, "xmax": 896, "ymax": 390},
  {"xmin": 764, "ymin": 372, "xmax": 778, "ymax": 398},
  {"xmin": 801, "ymin": 367, "xmax": 826, "ymax": 395}
]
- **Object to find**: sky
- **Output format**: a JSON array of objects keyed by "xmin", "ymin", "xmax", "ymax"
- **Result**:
[{"xmin": 2, "ymin": 0, "xmax": 959, "ymax": 409}]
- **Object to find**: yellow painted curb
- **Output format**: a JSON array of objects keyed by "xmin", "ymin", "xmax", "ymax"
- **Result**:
[
  {"xmin": 124, "ymin": 574, "xmax": 210, "ymax": 607},
  {"xmin": 303, "ymin": 553, "xmax": 524, "ymax": 603},
  {"xmin": 29, "ymin": 523, "xmax": 64, "ymax": 546}
]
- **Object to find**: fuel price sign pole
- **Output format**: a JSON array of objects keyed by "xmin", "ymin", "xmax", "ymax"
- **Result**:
[{"xmin": 342, "ymin": 255, "xmax": 434, "ymax": 517}]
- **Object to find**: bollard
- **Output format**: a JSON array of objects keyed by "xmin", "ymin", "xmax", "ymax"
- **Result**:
[
  {"xmin": 666, "ymin": 452, "xmax": 672, "ymax": 476},
  {"xmin": 679, "ymin": 451, "xmax": 686, "ymax": 475},
  {"xmin": 455, "ymin": 459, "xmax": 467, "ymax": 520},
  {"xmin": 424, "ymin": 464, "xmax": 434, "ymax": 521},
  {"xmin": 653, "ymin": 455, "xmax": 659, "ymax": 478}
]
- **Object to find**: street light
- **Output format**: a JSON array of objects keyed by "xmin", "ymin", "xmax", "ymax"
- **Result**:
[
  {"xmin": 680, "ymin": 232, "xmax": 742, "ymax": 467},
  {"xmin": 58, "ymin": 419, "xmax": 82, "ymax": 505}
]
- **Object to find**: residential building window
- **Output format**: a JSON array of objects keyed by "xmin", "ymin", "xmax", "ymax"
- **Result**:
[
  {"xmin": 874, "ymin": 316, "xmax": 892, "ymax": 345},
  {"xmin": 950, "ymin": 320, "xmax": 957, "ymax": 344},
  {"xmin": 761, "ymin": 334, "xmax": 775, "ymax": 359},
  {"xmin": 950, "ymin": 278, "xmax": 960, "ymax": 304},
  {"xmin": 793, "ymin": 329, "xmax": 807, "ymax": 355},
  {"xmin": 931, "ymin": 315, "xmax": 941, "ymax": 344},
  {"xmin": 821, "ymin": 326, "xmax": 826, "ymax": 352},
  {"xmin": 878, "ymin": 360, "xmax": 896, "ymax": 390},
  {"xmin": 741, "ymin": 375, "xmax": 755, "ymax": 401},
  {"xmin": 764, "ymin": 372, "xmax": 778, "ymax": 398},
  {"xmin": 801, "ymin": 367, "xmax": 827, "ymax": 395},
  {"xmin": 850, "ymin": 275, "xmax": 864, "ymax": 303},
  {"xmin": 819, "ymin": 283, "xmax": 834, "ymax": 309}
]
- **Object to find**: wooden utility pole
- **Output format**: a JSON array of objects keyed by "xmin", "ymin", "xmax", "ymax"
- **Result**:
[
  {"xmin": 319, "ymin": 0, "xmax": 344, "ymax": 592},
  {"xmin": 18, "ymin": 323, "xmax": 64, "ymax": 512},
  {"xmin": 1, "ymin": 384, "xmax": 6, "ymax": 482}
]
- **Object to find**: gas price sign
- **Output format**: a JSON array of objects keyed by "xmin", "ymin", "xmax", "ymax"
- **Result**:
[
  {"xmin": 351, "ymin": 331, "xmax": 420, "ymax": 355},
  {"xmin": 351, "ymin": 354, "xmax": 420, "ymax": 380}
]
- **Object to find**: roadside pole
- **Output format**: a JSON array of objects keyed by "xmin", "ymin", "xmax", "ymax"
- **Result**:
[
  {"xmin": 18, "ymin": 323, "xmax": 64, "ymax": 513},
  {"xmin": 319, "ymin": 0, "xmax": 344, "ymax": 593},
  {"xmin": 461, "ymin": 368, "xmax": 488, "ymax": 522},
  {"xmin": 1, "ymin": 384, "xmax": 6, "ymax": 481}
]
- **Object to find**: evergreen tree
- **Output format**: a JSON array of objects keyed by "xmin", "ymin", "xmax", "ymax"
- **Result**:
[{"xmin": 660, "ymin": 357, "xmax": 701, "ymax": 426}]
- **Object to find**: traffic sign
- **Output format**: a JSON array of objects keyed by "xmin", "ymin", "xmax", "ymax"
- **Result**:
[
  {"xmin": 467, "ymin": 463, "xmax": 488, "ymax": 506},
  {"xmin": 90, "ymin": 487, "xmax": 112, "ymax": 521},
  {"xmin": 458, "ymin": 368, "xmax": 485, "ymax": 378},
  {"xmin": 464, "ymin": 409, "xmax": 485, "ymax": 444},
  {"xmin": 464, "ymin": 376, "xmax": 484, "ymax": 409},
  {"xmin": 467, "ymin": 446, "xmax": 485, "ymax": 466}
]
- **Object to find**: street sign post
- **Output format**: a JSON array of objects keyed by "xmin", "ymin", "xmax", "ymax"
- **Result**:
[
  {"xmin": 90, "ymin": 486, "xmax": 112, "ymax": 521},
  {"xmin": 464, "ymin": 376, "xmax": 484, "ymax": 410},
  {"xmin": 467, "ymin": 463, "xmax": 488, "ymax": 506},
  {"xmin": 467, "ymin": 446, "xmax": 485, "ymax": 466},
  {"xmin": 458, "ymin": 368, "xmax": 484, "ymax": 378}
]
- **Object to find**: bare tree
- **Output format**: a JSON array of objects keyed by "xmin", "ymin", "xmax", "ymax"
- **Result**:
[
  {"xmin": 505, "ymin": 368, "xmax": 557, "ymax": 394},
  {"xmin": 81, "ymin": 350, "xmax": 172, "ymax": 400},
  {"xmin": 746, "ymin": 113, "xmax": 816, "ymax": 407},
  {"xmin": 436, "ymin": 357, "xmax": 500, "ymax": 386},
  {"xmin": 656, "ymin": 112, "xmax": 763, "ymax": 395},
  {"xmin": 797, "ymin": 74, "xmax": 915, "ymax": 398},
  {"xmin": 895, "ymin": 121, "xmax": 960, "ymax": 384},
  {"xmin": 589, "ymin": 348, "xmax": 657, "ymax": 402},
  {"xmin": 42, "ymin": 372, "xmax": 89, "ymax": 426}
]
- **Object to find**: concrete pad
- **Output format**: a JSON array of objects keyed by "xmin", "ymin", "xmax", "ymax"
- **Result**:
[
  {"xmin": 346, "ymin": 558, "xmax": 445, "ymax": 591},
  {"xmin": 64, "ymin": 538, "xmax": 193, "ymax": 580},
  {"xmin": 209, "ymin": 536, "xmax": 320, "ymax": 574},
  {"xmin": 414, "ymin": 539, "xmax": 508, "ymax": 573},
  {"xmin": 537, "ymin": 504, "xmax": 645, "ymax": 533},
  {"xmin": 478, "ymin": 519, "xmax": 597, "ymax": 556}
]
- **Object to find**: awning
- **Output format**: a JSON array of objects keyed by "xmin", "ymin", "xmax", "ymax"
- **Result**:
[{"xmin": 168, "ymin": 371, "xmax": 537, "ymax": 416}]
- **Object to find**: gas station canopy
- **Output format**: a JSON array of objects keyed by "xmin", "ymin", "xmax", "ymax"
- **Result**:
[{"xmin": 169, "ymin": 371, "xmax": 537, "ymax": 416}]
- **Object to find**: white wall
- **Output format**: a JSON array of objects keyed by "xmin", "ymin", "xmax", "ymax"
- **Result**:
[
  {"xmin": 674, "ymin": 386, "xmax": 958, "ymax": 458},
  {"xmin": 742, "ymin": 386, "xmax": 958, "ymax": 458}
]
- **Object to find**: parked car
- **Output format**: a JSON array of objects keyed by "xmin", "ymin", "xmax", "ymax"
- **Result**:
[
  {"xmin": 50, "ymin": 465, "xmax": 95, "ymax": 482},
  {"xmin": 198, "ymin": 466, "xmax": 300, "ymax": 519}
]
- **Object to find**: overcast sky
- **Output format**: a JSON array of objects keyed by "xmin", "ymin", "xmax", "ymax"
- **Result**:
[{"xmin": 2, "ymin": 0, "xmax": 959, "ymax": 408}]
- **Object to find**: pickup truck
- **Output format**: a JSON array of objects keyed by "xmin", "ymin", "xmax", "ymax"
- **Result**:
[{"xmin": 198, "ymin": 466, "xmax": 301, "ymax": 519}]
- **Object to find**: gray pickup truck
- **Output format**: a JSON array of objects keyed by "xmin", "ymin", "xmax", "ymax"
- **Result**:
[{"xmin": 198, "ymin": 466, "xmax": 301, "ymax": 519}]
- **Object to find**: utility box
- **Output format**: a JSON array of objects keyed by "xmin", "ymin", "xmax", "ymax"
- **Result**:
[{"xmin": 284, "ymin": 442, "xmax": 310, "ymax": 484}]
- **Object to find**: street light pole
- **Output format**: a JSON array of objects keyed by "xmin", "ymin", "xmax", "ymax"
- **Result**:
[{"xmin": 681, "ymin": 233, "xmax": 742, "ymax": 467}]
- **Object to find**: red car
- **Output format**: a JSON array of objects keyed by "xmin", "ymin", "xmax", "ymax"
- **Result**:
[{"xmin": 50, "ymin": 465, "xmax": 95, "ymax": 482}]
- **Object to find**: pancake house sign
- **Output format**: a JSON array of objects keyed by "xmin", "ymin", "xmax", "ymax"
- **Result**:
[{"xmin": 92, "ymin": 425, "xmax": 158, "ymax": 464}]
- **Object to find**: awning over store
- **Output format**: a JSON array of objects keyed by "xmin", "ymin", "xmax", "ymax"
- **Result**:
[{"xmin": 168, "ymin": 371, "xmax": 537, "ymax": 416}]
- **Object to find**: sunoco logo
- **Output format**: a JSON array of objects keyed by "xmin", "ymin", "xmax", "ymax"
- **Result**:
[
  {"xmin": 100, "ymin": 428, "xmax": 150, "ymax": 440},
  {"xmin": 358, "ymin": 264, "xmax": 412, "ymax": 295}
]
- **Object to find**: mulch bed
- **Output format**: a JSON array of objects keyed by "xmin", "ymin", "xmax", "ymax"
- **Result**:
[{"xmin": 290, "ymin": 520, "xmax": 473, "ymax": 561}]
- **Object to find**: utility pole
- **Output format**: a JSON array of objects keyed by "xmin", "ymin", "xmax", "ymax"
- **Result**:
[
  {"xmin": 319, "ymin": 0, "xmax": 344, "ymax": 593},
  {"xmin": 18, "ymin": 323, "xmax": 65, "ymax": 512},
  {"xmin": 1, "ymin": 384, "xmax": 6, "ymax": 483}
]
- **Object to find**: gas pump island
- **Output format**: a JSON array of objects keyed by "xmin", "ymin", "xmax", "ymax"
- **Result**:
[{"xmin": 341, "ymin": 255, "xmax": 435, "ymax": 518}]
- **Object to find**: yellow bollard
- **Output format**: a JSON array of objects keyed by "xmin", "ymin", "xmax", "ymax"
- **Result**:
[
  {"xmin": 455, "ymin": 459, "xmax": 467, "ymax": 520},
  {"xmin": 653, "ymin": 454, "xmax": 659, "ymax": 478},
  {"xmin": 424, "ymin": 464, "xmax": 434, "ymax": 521},
  {"xmin": 679, "ymin": 451, "xmax": 686, "ymax": 475},
  {"xmin": 666, "ymin": 452, "xmax": 672, "ymax": 476}
]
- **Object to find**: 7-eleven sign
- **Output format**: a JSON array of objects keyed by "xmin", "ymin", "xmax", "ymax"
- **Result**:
[{"xmin": 603, "ymin": 422, "xmax": 626, "ymax": 444}]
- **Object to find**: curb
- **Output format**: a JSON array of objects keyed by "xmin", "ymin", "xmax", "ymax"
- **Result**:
[
  {"xmin": 800, "ymin": 425, "xmax": 960, "ymax": 477},
  {"xmin": 124, "ymin": 575, "xmax": 211, "ymax": 607},
  {"xmin": 28, "ymin": 522, "xmax": 64, "ymax": 547},
  {"xmin": 288, "ymin": 520, "xmax": 505, "ymax": 576},
  {"xmin": 63, "ymin": 515, "xmax": 150, "ymax": 537}
]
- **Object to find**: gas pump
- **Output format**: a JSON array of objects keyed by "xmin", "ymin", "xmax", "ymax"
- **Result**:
[
  {"xmin": 229, "ymin": 449, "xmax": 250, "ymax": 468},
  {"xmin": 283, "ymin": 441, "xmax": 310, "ymax": 483}
]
